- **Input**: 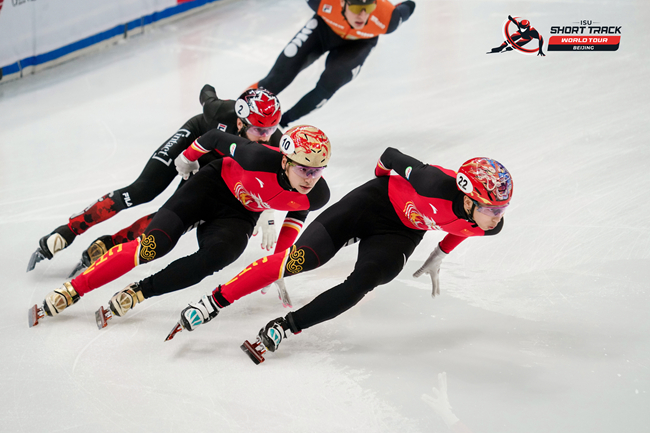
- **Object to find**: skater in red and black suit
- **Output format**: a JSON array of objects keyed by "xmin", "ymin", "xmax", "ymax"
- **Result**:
[
  {"xmin": 488, "ymin": 15, "xmax": 545, "ymax": 56},
  {"xmin": 252, "ymin": 0, "xmax": 416, "ymax": 127},
  {"xmin": 32, "ymin": 126, "xmax": 332, "ymax": 325},
  {"xmin": 28, "ymin": 86, "xmax": 284, "ymax": 273},
  {"xmin": 175, "ymin": 147, "xmax": 513, "ymax": 362}
]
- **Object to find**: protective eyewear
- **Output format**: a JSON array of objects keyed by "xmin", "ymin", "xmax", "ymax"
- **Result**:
[
  {"xmin": 288, "ymin": 162, "xmax": 326, "ymax": 180},
  {"xmin": 346, "ymin": 1, "xmax": 377, "ymax": 15},
  {"xmin": 473, "ymin": 200, "xmax": 508, "ymax": 217},
  {"xmin": 248, "ymin": 125, "xmax": 278, "ymax": 138}
]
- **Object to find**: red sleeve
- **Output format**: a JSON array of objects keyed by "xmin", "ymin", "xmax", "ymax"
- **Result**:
[
  {"xmin": 439, "ymin": 234, "xmax": 467, "ymax": 254},
  {"xmin": 375, "ymin": 156, "xmax": 391, "ymax": 177},
  {"xmin": 274, "ymin": 216, "xmax": 304, "ymax": 253},
  {"xmin": 183, "ymin": 139, "xmax": 211, "ymax": 161}
]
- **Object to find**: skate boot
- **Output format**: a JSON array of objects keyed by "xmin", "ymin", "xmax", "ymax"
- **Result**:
[
  {"xmin": 110, "ymin": 283, "xmax": 144, "ymax": 317},
  {"xmin": 180, "ymin": 294, "xmax": 220, "ymax": 331},
  {"xmin": 28, "ymin": 282, "xmax": 80, "ymax": 327},
  {"xmin": 95, "ymin": 283, "xmax": 144, "ymax": 329},
  {"xmin": 44, "ymin": 282, "xmax": 79, "ymax": 316},
  {"xmin": 165, "ymin": 294, "xmax": 220, "ymax": 341},
  {"xmin": 68, "ymin": 235, "xmax": 114, "ymax": 278},
  {"xmin": 241, "ymin": 317, "xmax": 294, "ymax": 364},
  {"xmin": 165, "ymin": 294, "xmax": 221, "ymax": 341},
  {"xmin": 27, "ymin": 225, "xmax": 76, "ymax": 272}
]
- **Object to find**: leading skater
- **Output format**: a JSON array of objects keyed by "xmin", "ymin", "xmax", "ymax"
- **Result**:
[
  {"xmin": 30, "ymin": 125, "xmax": 332, "ymax": 326},
  {"xmin": 174, "ymin": 147, "xmax": 513, "ymax": 362},
  {"xmin": 28, "ymin": 86, "xmax": 284, "ymax": 273},
  {"xmin": 252, "ymin": 0, "xmax": 416, "ymax": 127}
]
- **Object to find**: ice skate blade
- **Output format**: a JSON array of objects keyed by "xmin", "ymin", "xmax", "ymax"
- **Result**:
[
  {"xmin": 26, "ymin": 249, "xmax": 46, "ymax": 272},
  {"xmin": 164, "ymin": 322, "xmax": 183, "ymax": 341},
  {"xmin": 241, "ymin": 340, "xmax": 266, "ymax": 365},
  {"xmin": 68, "ymin": 260, "xmax": 87, "ymax": 278},
  {"xmin": 95, "ymin": 305, "xmax": 112, "ymax": 330},
  {"xmin": 28, "ymin": 304, "xmax": 45, "ymax": 327}
]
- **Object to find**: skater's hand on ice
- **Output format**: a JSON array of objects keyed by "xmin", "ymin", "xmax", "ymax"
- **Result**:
[
  {"xmin": 538, "ymin": 51, "xmax": 546, "ymax": 56},
  {"xmin": 421, "ymin": 372, "xmax": 460, "ymax": 428},
  {"xmin": 261, "ymin": 279, "xmax": 292, "ymax": 308},
  {"xmin": 253, "ymin": 210, "xmax": 277, "ymax": 251},
  {"xmin": 413, "ymin": 244, "xmax": 447, "ymax": 297},
  {"xmin": 175, "ymin": 154, "xmax": 200, "ymax": 180}
]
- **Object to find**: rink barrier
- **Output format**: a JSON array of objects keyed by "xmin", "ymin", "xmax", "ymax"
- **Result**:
[{"xmin": 0, "ymin": 0, "xmax": 223, "ymax": 83}]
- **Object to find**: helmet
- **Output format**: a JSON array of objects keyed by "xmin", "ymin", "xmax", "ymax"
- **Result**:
[
  {"xmin": 456, "ymin": 158, "xmax": 513, "ymax": 206},
  {"xmin": 235, "ymin": 88, "xmax": 281, "ymax": 128},
  {"xmin": 520, "ymin": 19, "xmax": 530, "ymax": 29},
  {"xmin": 279, "ymin": 125, "xmax": 331, "ymax": 168}
]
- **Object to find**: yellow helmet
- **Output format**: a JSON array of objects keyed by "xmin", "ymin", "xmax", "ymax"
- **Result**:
[{"xmin": 279, "ymin": 125, "xmax": 331, "ymax": 168}]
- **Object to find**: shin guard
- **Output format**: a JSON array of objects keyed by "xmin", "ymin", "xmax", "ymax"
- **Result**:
[{"xmin": 71, "ymin": 239, "xmax": 140, "ymax": 296}]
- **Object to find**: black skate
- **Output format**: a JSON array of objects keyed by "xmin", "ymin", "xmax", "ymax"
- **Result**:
[
  {"xmin": 27, "ymin": 226, "xmax": 75, "ymax": 272},
  {"xmin": 68, "ymin": 235, "xmax": 114, "ymax": 278},
  {"xmin": 26, "ymin": 236, "xmax": 53, "ymax": 272}
]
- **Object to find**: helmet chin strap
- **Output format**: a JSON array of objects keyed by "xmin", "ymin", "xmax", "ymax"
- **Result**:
[
  {"xmin": 278, "ymin": 162, "xmax": 297, "ymax": 192},
  {"xmin": 237, "ymin": 123, "xmax": 250, "ymax": 138},
  {"xmin": 465, "ymin": 199, "xmax": 478, "ymax": 227}
]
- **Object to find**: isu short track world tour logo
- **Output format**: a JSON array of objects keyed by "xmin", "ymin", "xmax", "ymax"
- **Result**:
[
  {"xmin": 547, "ymin": 20, "xmax": 622, "ymax": 51},
  {"xmin": 487, "ymin": 15, "xmax": 545, "ymax": 56},
  {"xmin": 487, "ymin": 15, "xmax": 622, "ymax": 56}
]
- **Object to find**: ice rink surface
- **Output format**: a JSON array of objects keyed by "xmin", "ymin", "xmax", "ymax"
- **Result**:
[{"xmin": 1, "ymin": 0, "xmax": 649, "ymax": 432}]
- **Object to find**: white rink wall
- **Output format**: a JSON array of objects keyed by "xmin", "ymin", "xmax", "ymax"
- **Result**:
[{"xmin": 0, "ymin": 0, "xmax": 224, "ymax": 80}]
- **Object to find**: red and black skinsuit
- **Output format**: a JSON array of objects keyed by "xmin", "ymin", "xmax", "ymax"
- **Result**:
[
  {"xmin": 257, "ymin": 0, "xmax": 415, "ymax": 127},
  {"xmin": 210, "ymin": 147, "xmax": 503, "ymax": 333},
  {"xmin": 67, "ymin": 130, "xmax": 329, "ymax": 300},
  {"xmin": 49, "ymin": 84, "xmax": 282, "ymax": 249}
]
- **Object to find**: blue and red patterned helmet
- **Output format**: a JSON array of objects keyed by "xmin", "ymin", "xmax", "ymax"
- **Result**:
[{"xmin": 456, "ymin": 158, "xmax": 513, "ymax": 206}]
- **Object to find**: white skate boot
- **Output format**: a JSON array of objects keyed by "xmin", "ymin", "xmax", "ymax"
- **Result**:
[
  {"xmin": 165, "ymin": 294, "xmax": 220, "ymax": 341},
  {"xmin": 94, "ymin": 283, "xmax": 144, "ymax": 329},
  {"xmin": 43, "ymin": 282, "xmax": 80, "ymax": 316},
  {"xmin": 29, "ymin": 282, "xmax": 80, "ymax": 327},
  {"xmin": 241, "ymin": 317, "xmax": 293, "ymax": 365}
]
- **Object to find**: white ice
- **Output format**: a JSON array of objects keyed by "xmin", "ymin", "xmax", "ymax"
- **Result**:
[{"xmin": 1, "ymin": 0, "xmax": 648, "ymax": 432}]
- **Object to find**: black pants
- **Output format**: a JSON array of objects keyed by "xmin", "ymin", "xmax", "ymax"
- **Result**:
[
  {"xmin": 284, "ymin": 177, "xmax": 425, "ymax": 331},
  {"xmin": 137, "ymin": 163, "xmax": 257, "ymax": 297},
  {"xmin": 111, "ymin": 114, "xmax": 212, "ymax": 210},
  {"xmin": 258, "ymin": 15, "xmax": 378, "ymax": 125}
]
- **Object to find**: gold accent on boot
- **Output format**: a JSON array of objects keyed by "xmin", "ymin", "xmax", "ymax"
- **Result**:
[
  {"xmin": 109, "ymin": 284, "xmax": 145, "ymax": 317},
  {"xmin": 46, "ymin": 233, "xmax": 68, "ymax": 256},
  {"xmin": 43, "ymin": 282, "xmax": 80, "ymax": 316},
  {"xmin": 87, "ymin": 239, "xmax": 109, "ymax": 264}
]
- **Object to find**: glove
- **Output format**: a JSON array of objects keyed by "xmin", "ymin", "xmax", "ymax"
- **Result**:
[
  {"xmin": 174, "ymin": 153, "xmax": 199, "ymax": 180},
  {"xmin": 413, "ymin": 244, "xmax": 447, "ymax": 297},
  {"xmin": 253, "ymin": 209, "xmax": 277, "ymax": 251},
  {"xmin": 421, "ymin": 372, "xmax": 460, "ymax": 428},
  {"xmin": 261, "ymin": 279, "xmax": 292, "ymax": 308}
]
